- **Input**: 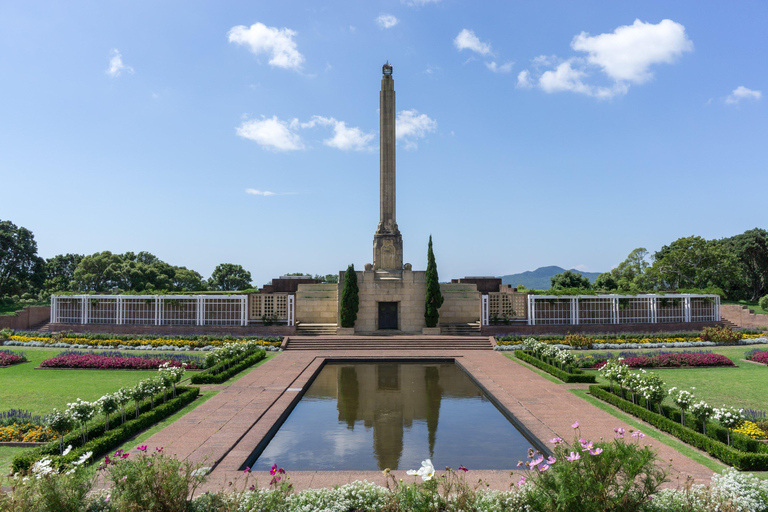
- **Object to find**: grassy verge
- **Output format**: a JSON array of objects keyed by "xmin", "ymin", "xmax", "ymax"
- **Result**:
[
  {"xmin": 723, "ymin": 300, "xmax": 768, "ymax": 316},
  {"xmin": 0, "ymin": 302, "xmax": 48, "ymax": 316},
  {"xmin": 504, "ymin": 353, "xmax": 563, "ymax": 385}
]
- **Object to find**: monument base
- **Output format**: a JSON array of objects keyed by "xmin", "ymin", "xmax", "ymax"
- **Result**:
[
  {"xmin": 336, "ymin": 327, "xmax": 355, "ymax": 335},
  {"xmin": 422, "ymin": 327, "xmax": 441, "ymax": 335}
]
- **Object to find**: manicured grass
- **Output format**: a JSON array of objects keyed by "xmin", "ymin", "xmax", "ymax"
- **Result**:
[
  {"xmin": 0, "ymin": 347, "xmax": 198, "ymax": 415},
  {"xmin": 504, "ymin": 353, "xmax": 563, "ymax": 385},
  {"xmin": 581, "ymin": 345, "xmax": 768, "ymax": 412}
]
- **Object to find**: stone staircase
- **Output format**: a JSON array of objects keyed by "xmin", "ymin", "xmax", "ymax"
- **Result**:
[
  {"xmin": 295, "ymin": 323, "xmax": 338, "ymax": 336},
  {"xmin": 285, "ymin": 335, "xmax": 493, "ymax": 351},
  {"xmin": 439, "ymin": 322, "xmax": 482, "ymax": 336}
]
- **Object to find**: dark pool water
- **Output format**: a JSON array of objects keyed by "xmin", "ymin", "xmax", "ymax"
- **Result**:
[{"xmin": 245, "ymin": 362, "xmax": 538, "ymax": 471}]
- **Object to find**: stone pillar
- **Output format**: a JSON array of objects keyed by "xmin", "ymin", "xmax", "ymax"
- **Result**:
[{"xmin": 373, "ymin": 62, "xmax": 403, "ymax": 270}]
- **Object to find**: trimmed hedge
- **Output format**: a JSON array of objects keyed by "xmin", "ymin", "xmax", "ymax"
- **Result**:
[
  {"xmin": 12, "ymin": 386, "xmax": 199, "ymax": 473},
  {"xmin": 589, "ymin": 385, "xmax": 768, "ymax": 470},
  {"xmin": 190, "ymin": 349, "xmax": 267, "ymax": 384},
  {"xmin": 514, "ymin": 350, "xmax": 596, "ymax": 383}
]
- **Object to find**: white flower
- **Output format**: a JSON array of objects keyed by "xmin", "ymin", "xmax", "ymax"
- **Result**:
[
  {"xmin": 74, "ymin": 451, "xmax": 93, "ymax": 466},
  {"xmin": 62, "ymin": 445, "xmax": 72, "ymax": 456},
  {"xmin": 406, "ymin": 459, "xmax": 435, "ymax": 481}
]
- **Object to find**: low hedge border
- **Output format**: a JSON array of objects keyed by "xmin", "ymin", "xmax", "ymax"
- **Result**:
[
  {"xmin": 514, "ymin": 350, "xmax": 596, "ymax": 383},
  {"xmin": 12, "ymin": 386, "xmax": 199, "ymax": 473},
  {"xmin": 190, "ymin": 349, "xmax": 267, "ymax": 384},
  {"xmin": 589, "ymin": 385, "xmax": 768, "ymax": 470}
]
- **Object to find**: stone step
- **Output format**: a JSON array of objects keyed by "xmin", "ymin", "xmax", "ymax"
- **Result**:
[{"xmin": 285, "ymin": 335, "xmax": 493, "ymax": 350}]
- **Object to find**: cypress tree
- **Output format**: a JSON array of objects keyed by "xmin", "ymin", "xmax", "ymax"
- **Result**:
[
  {"xmin": 339, "ymin": 264, "xmax": 359, "ymax": 328},
  {"xmin": 424, "ymin": 236, "xmax": 444, "ymax": 328}
]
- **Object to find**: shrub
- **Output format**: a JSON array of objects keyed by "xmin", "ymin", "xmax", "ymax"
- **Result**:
[
  {"xmin": 515, "ymin": 350, "xmax": 596, "ymax": 383},
  {"xmin": 523, "ymin": 426, "xmax": 667, "ymax": 512},
  {"xmin": 564, "ymin": 333, "xmax": 592, "ymax": 349},
  {"xmin": 190, "ymin": 349, "xmax": 266, "ymax": 384},
  {"xmin": 107, "ymin": 448, "xmax": 206, "ymax": 512},
  {"xmin": 700, "ymin": 326, "xmax": 742, "ymax": 343},
  {"xmin": 339, "ymin": 264, "xmax": 359, "ymax": 328},
  {"xmin": 760, "ymin": 294, "xmax": 768, "ymax": 313}
]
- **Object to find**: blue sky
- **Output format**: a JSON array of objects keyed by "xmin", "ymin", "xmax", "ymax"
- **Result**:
[{"xmin": 1, "ymin": 1, "xmax": 765, "ymax": 286}]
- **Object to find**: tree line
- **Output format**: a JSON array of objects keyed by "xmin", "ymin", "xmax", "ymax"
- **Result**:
[
  {"xmin": 0, "ymin": 219, "xmax": 253, "ymax": 299},
  {"xmin": 547, "ymin": 229, "xmax": 768, "ymax": 301}
]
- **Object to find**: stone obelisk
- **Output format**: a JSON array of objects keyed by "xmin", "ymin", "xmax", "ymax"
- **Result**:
[{"xmin": 373, "ymin": 62, "xmax": 404, "ymax": 271}]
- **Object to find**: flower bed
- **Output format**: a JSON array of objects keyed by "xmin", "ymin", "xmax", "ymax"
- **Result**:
[
  {"xmin": 0, "ymin": 349, "xmax": 27, "ymax": 366},
  {"xmin": 496, "ymin": 330, "xmax": 765, "ymax": 349},
  {"xmin": 190, "ymin": 342, "xmax": 267, "ymax": 384},
  {"xmin": 746, "ymin": 348, "xmax": 768, "ymax": 365},
  {"xmin": 589, "ymin": 385, "xmax": 768, "ymax": 470},
  {"xmin": 0, "ymin": 423, "xmax": 57, "ymax": 443},
  {"xmin": 39, "ymin": 351, "xmax": 204, "ymax": 370},
  {"xmin": 591, "ymin": 351, "xmax": 735, "ymax": 369},
  {"xmin": 12, "ymin": 386, "xmax": 199, "ymax": 473},
  {"xmin": 2, "ymin": 331, "xmax": 282, "ymax": 350}
]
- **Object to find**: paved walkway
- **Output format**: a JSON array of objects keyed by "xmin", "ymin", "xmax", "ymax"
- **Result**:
[{"xmin": 137, "ymin": 350, "xmax": 716, "ymax": 491}]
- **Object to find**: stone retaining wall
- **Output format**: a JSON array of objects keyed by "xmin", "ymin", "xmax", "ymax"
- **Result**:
[{"xmin": 0, "ymin": 306, "xmax": 50, "ymax": 330}]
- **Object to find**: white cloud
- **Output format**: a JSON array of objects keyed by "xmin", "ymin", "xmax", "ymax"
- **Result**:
[
  {"xmin": 486, "ymin": 61, "xmax": 513, "ymax": 73},
  {"xmin": 424, "ymin": 64, "xmax": 440, "ymax": 75},
  {"xmin": 517, "ymin": 70, "xmax": 532, "ymax": 88},
  {"xmin": 725, "ymin": 86, "xmax": 762, "ymax": 105},
  {"xmin": 570, "ymin": 19, "xmax": 693, "ymax": 83},
  {"xmin": 518, "ymin": 19, "xmax": 692, "ymax": 99},
  {"xmin": 396, "ymin": 109, "xmax": 437, "ymax": 150},
  {"xmin": 453, "ymin": 29, "xmax": 492, "ymax": 56},
  {"xmin": 228, "ymin": 22, "xmax": 305, "ymax": 71},
  {"xmin": 106, "ymin": 49, "xmax": 133, "ymax": 78},
  {"xmin": 376, "ymin": 14, "xmax": 399, "ymax": 29},
  {"xmin": 302, "ymin": 116, "xmax": 374, "ymax": 151},
  {"xmin": 236, "ymin": 116, "xmax": 304, "ymax": 151},
  {"xmin": 539, "ymin": 60, "xmax": 629, "ymax": 98},
  {"xmin": 245, "ymin": 189, "xmax": 276, "ymax": 196}
]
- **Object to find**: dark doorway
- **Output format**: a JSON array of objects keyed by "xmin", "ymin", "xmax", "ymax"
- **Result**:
[{"xmin": 378, "ymin": 302, "xmax": 398, "ymax": 330}]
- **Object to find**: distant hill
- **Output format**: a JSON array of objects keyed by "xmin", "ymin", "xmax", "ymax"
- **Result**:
[{"xmin": 500, "ymin": 266, "xmax": 603, "ymax": 290}]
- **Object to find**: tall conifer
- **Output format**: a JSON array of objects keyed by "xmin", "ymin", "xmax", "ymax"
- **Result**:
[
  {"xmin": 424, "ymin": 236, "xmax": 444, "ymax": 328},
  {"xmin": 339, "ymin": 264, "xmax": 359, "ymax": 328}
]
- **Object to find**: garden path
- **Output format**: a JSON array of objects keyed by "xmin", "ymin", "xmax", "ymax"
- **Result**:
[{"xmin": 134, "ymin": 350, "xmax": 716, "ymax": 492}]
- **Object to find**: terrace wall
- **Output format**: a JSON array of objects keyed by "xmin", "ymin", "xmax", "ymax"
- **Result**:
[
  {"xmin": 0, "ymin": 306, "xmax": 50, "ymax": 330},
  {"xmin": 721, "ymin": 304, "xmax": 768, "ymax": 329}
]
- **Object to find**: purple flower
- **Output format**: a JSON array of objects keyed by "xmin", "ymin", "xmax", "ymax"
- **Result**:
[
  {"xmin": 458, "ymin": 465, "xmax": 468, "ymax": 472},
  {"xmin": 137, "ymin": 445, "xmax": 148, "ymax": 452}
]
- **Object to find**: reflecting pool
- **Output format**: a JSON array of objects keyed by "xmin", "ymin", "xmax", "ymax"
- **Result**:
[{"xmin": 245, "ymin": 362, "xmax": 537, "ymax": 470}]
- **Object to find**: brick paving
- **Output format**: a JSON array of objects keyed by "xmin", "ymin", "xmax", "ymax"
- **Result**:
[{"xmin": 135, "ymin": 349, "xmax": 716, "ymax": 491}]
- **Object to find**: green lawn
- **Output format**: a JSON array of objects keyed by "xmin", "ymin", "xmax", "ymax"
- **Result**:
[{"xmin": 580, "ymin": 345, "xmax": 768, "ymax": 412}]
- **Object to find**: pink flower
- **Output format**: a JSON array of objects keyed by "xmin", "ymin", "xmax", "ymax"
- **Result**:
[
  {"xmin": 137, "ymin": 445, "xmax": 148, "ymax": 452},
  {"xmin": 565, "ymin": 452, "xmax": 580, "ymax": 462},
  {"xmin": 517, "ymin": 460, "xmax": 524, "ymax": 467},
  {"xmin": 580, "ymin": 441, "xmax": 593, "ymax": 452},
  {"xmin": 244, "ymin": 466, "xmax": 251, "ymax": 474},
  {"xmin": 589, "ymin": 448, "xmax": 603, "ymax": 456},
  {"xmin": 546, "ymin": 456, "xmax": 556, "ymax": 465},
  {"xmin": 270, "ymin": 464, "xmax": 277, "ymax": 476},
  {"xmin": 632, "ymin": 431, "xmax": 646, "ymax": 440},
  {"xmin": 458, "ymin": 465, "xmax": 468, "ymax": 472},
  {"xmin": 572, "ymin": 421, "xmax": 579, "ymax": 429},
  {"xmin": 539, "ymin": 464, "xmax": 550, "ymax": 471},
  {"xmin": 614, "ymin": 428, "xmax": 625, "ymax": 439},
  {"xmin": 549, "ymin": 437, "xmax": 563, "ymax": 445},
  {"xmin": 517, "ymin": 476, "xmax": 526, "ymax": 487},
  {"xmin": 155, "ymin": 447, "xmax": 163, "ymax": 453}
]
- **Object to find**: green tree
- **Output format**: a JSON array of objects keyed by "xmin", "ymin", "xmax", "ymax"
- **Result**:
[
  {"xmin": 647, "ymin": 236, "xmax": 739, "ymax": 292},
  {"xmin": 726, "ymin": 228, "xmax": 768, "ymax": 300},
  {"xmin": 314, "ymin": 273, "xmax": 339, "ymax": 284},
  {"xmin": 208, "ymin": 263, "xmax": 252, "ymax": 291},
  {"xmin": 424, "ymin": 236, "xmax": 444, "ymax": 328},
  {"xmin": 339, "ymin": 264, "xmax": 359, "ymax": 328},
  {"xmin": 594, "ymin": 272, "xmax": 618, "ymax": 291},
  {"xmin": 550, "ymin": 270, "xmax": 592, "ymax": 291},
  {"xmin": 0, "ymin": 220, "xmax": 44, "ymax": 297},
  {"xmin": 43, "ymin": 254, "xmax": 83, "ymax": 293},
  {"xmin": 72, "ymin": 251, "xmax": 124, "ymax": 292},
  {"xmin": 173, "ymin": 268, "xmax": 206, "ymax": 291}
]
